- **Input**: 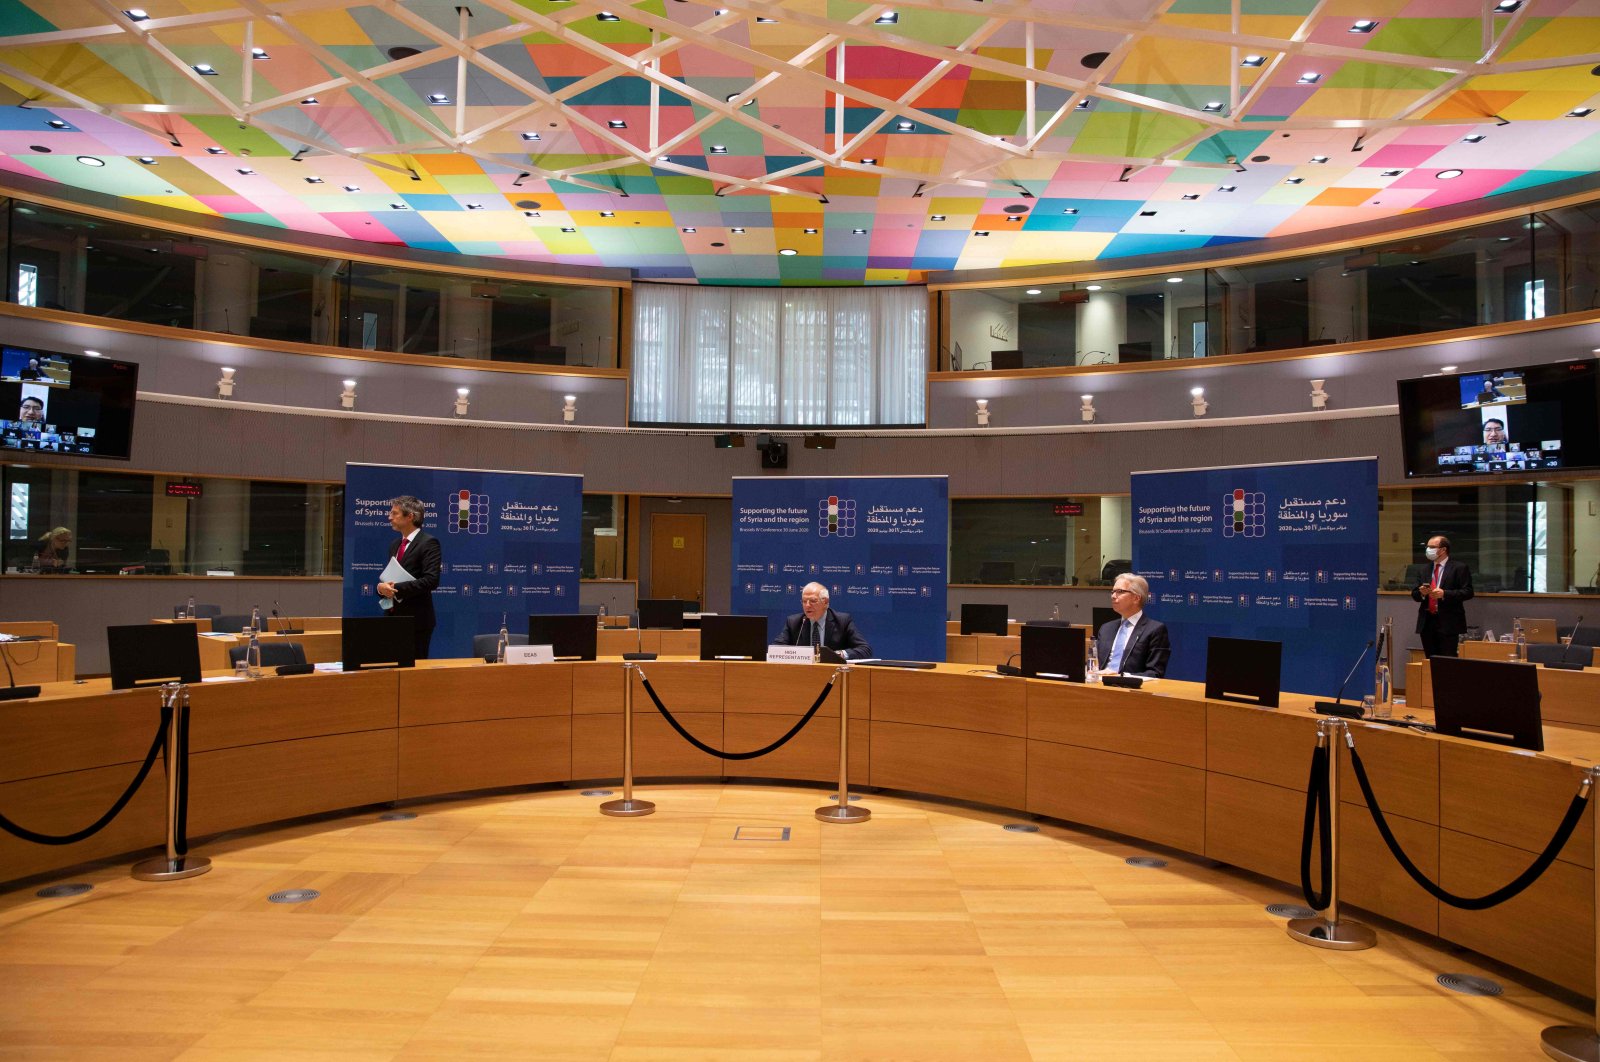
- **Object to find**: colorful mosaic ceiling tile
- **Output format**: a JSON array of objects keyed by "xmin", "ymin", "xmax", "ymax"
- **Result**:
[{"xmin": 2, "ymin": 0, "xmax": 1599, "ymax": 283}]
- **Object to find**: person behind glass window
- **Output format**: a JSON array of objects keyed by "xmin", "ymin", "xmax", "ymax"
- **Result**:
[
  {"xmin": 1413, "ymin": 534, "xmax": 1472, "ymax": 658},
  {"xmin": 34, "ymin": 526, "xmax": 71, "ymax": 571}
]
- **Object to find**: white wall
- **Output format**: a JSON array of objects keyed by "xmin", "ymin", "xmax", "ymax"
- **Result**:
[
  {"xmin": 552, "ymin": 287, "xmax": 618, "ymax": 366},
  {"xmin": 948, "ymin": 290, "xmax": 1017, "ymax": 370},
  {"xmin": 1076, "ymin": 292, "xmax": 1124, "ymax": 364}
]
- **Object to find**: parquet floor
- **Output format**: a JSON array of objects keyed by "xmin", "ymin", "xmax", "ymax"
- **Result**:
[{"xmin": 0, "ymin": 783, "xmax": 1587, "ymax": 1060}]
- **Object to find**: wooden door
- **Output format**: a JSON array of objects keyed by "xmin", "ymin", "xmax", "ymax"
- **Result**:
[{"xmin": 649, "ymin": 513, "xmax": 705, "ymax": 607}]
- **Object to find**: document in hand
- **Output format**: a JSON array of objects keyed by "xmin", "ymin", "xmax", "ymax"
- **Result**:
[{"xmin": 377, "ymin": 556, "xmax": 411, "ymax": 611}]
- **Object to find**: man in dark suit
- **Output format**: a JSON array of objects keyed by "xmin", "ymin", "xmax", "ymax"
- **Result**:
[
  {"xmin": 775, "ymin": 582, "xmax": 872, "ymax": 660},
  {"xmin": 1095, "ymin": 573, "xmax": 1171, "ymax": 679},
  {"xmin": 377, "ymin": 494, "xmax": 441, "ymax": 659},
  {"xmin": 1413, "ymin": 533, "xmax": 1473, "ymax": 658}
]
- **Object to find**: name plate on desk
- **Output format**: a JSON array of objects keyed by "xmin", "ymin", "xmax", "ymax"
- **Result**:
[
  {"xmin": 766, "ymin": 645, "xmax": 814, "ymax": 665},
  {"xmin": 506, "ymin": 645, "xmax": 555, "ymax": 665}
]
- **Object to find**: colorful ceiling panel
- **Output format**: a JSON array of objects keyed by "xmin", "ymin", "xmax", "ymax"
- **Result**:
[{"xmin": 1, "ymin": 0, "xmax": 1598, "ymax": 283}]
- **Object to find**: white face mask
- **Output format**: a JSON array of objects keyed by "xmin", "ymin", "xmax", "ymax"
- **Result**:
[{"xmin": 1425, "ymin": 547, "xmax": 1441, "ymax": 562}]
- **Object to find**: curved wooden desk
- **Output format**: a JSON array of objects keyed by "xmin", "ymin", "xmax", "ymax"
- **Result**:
[{"xmin": 2, "ymin": 660, "xmax": 1595, "ymax": 998}]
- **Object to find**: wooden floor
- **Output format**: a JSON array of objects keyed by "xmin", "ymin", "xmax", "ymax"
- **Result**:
[{"xmin": 0, "ymin": 783, "xmax": 1588, "ymax": 1060}]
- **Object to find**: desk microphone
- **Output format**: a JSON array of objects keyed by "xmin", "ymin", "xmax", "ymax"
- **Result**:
[
  {"xmin": 1550, "ymin": 615, "xmax": 1587, "ymax": 671},
  {"xmin": 272, "ymin": 600, "xmax": 303, "ymax": 635},
  {"xmin": 995, "ymin": 652, "xmax": 1024, "ymax": 677},
  {"xmin": 1314, "ymin": 638, "xmax": 1375, "ymax": 717}
]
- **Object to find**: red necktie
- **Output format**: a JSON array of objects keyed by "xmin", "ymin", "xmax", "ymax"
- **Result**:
[
  {"xmin": 397, "ymin": 538, "xmax": 408, "ymax": 562},
  {"xmin": 1429, "ymin": 563, "xmax": 1440, "ymax": 614}
]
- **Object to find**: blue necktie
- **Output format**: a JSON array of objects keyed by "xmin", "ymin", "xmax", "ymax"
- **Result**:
[
  {"xmin": 1107, "ymin": 620, "xmax": 1133, "ymax": 673},
  {"xmin": 811, "ymin": 617, "xmax": 822, "ymax": 648}
]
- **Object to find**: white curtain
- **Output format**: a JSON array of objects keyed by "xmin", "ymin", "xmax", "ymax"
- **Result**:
[{"xmin": 631, "ymin": 283, "xmax": 927, "ymax": 425}]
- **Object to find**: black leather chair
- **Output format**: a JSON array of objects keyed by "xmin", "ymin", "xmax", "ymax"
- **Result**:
[
  {"xmin": 473, "ymin": 633, "xmax": 530, "ymax": 657},
  {"xmin": 1528, "ymin": 643, "xmax": 1595, "ymax": 668},
  {"xmin": 1559, "ymin": 625, "xmax": 1600, "ymax": 648},
  {"xmin": 211, "ymin": 614, "xmax": 253, "ymax": 634},
  {"xmin": 226, "ymin": 642, "xmax": 307, "ymax": 668},
  {"xmin": 172, "ymin": 603, "xmax": 223, "ymax": 619}
]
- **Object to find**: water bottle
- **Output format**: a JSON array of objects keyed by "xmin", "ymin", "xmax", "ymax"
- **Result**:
[
  {"xmin": 1372, "ymin": 662, "xmax": 1393, "ymax": 718},
  {"xmin": 1050, "ymin": 603, "xmax": 1061, "ymax": 621},
  {"xmin": 597, "ymin": 603, "xmax": 608, "ymax": 627},
  {"xmin": 186, "ymin": 595, "xmax": 196, "ymax": 619},
  {"xmin": 245, "ymin": 626, "xmax": 262, "ymax": 678},
  {"xmin": 496, "ymin": 613, "xmax": 509, "ymax": 663},
  {"xmin": 1085, "ymin": 636, "xmax": 1101, "ymax": 684},
  {"xmin": 250, "ymin": 604, "xmax": 262, "ymax": 634},
  {"xmin": 1513, "ymin": 619, "xmax": 1527, "ymax": 662}
]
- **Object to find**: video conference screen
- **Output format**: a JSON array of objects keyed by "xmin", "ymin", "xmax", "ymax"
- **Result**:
[
  {"xmin": 1397, "ymin": 359, "xmax": 1600, "ymax": 478},
  {"xmin": 0, "ymin": 346, "xmax": 139, "ymax": 460}
]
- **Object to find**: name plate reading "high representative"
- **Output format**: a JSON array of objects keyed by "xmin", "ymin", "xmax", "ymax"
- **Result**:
[{"xmin": 766, "ymin": 645, "xmax": 814, "ymax": 665}]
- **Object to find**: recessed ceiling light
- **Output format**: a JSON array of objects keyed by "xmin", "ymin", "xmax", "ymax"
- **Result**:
[
  {"xmin": 804, "ymin": 227, "xmax": 818, "ymax": 234},
  {"xmin": 852, "ymin": 227, "xmax": 867, "ymax": 234},
  {"xmin": 76, "ymin": 155, "xmax": 105, "ymax": 167},
  {"xmin": 1310, "ymin": 155, "xmax": 1329, "ymax": 163},
  {"xmin": 709, "ymin": 144, "xmax": 727, "ymax": 153},
  {"xmin": 205, "ymin": 146, "xmax": 226, "ymax": 154},
  {"xmin": 1495, "ymin": 0, "xmax": 1521, "ymax": 9},
  {"xmin": 1569, "ymin": 107, "xmax": 1593, "ymax": 117},
  {"xmin": 300, "ymin": 96, "xmax": 318, "ymax": 105},
  {"xmin": 521, "ymin": 132, "xmax": 542, "ymax": 141},
  {"xmin": 930, "ymin": 214, "xmax": 947, "ymax": 221},
  {"xmin": 599, "ymin": 210, "xmax": 615, "ymax": 217},
  {"xmin": 1381, "ymin": 169, "xmax": 1403, "ymax": 177},
  {"xmin": 1166, "ymin": 276, "xmax": 1184, "ymax": 283},
  {"xmin": 1441, "ymin": 365, "xmax": 1458, "ymax": 371},
  {"xmin": 875, "ymin": 11, "xmax": 898, "ymax": 23},
  {"xmin": 779, "ymin": 247, "xmax": 797, "ymax": 255},
  {"xmin": 427, "ymin": 93, "xmax": 450, "ymax": 105},
  {"xmin": 1218, "ymin": 184, "xmax": 1236, "ymax": 192},
  {"xmin": 1076, "ymin": 98, "xmax": 1091, "ymax": 110},
  {"xmin": 1297, "ymin": 72, "xmax": 1320, "ymax": 84},
  {"xmin": 597, "ymin": 10, "xmax": 620, "ymax": 19},
  {"xmin": 682, "ymin": 227, "xmax": 696, "ymax": 233},
  {"xmin": 137, "ymin": 156, "xmax": 157, "ymax": 165},
  {"xmin": 466, "ymin": 203, "xmax": 484, "ymax": 210},
  {"xmin": 974, "ymin": 230, "xmax": 990, "ymax": 236},
  {"xmin": 1462, "ymin": 133, "xmax": 1486, "ymax": 143},
  {"xmin": 1062, "ymin": 207, "xmax": 1079, "ymax": 214},
  {"xmin": 725, "ymin": 93, "xmax": 754, "ymax": 105},
  {"xmin": 731, "ymin": 227, "xmax": 745, "ymax": 233},
  {"xmin": 1025, "ymin": 288, "xmax": 1041, "ymax": 295},
  {"xmin": 1181, "ymin": 193, "xmax": 1200, "ymax": 200},
  {"xmin": 193, "ymin": 63, "xmax": 217, "ymax": 75},
  {"xmin": 896, "ymin": 120, "xmax": 915, "ymax": 131},
  {"xmin": 236, "ymin": 167, "xmax": 255, "ymax": 175},
  {"xmin": 1285, "ymin": 176, "xmax": 1304, "ymax": 184},
  {"xmin": 1241, "ymin": 54, "xmax": 1266, "ymax": 67},
  {"xmin": 561, "ymin": 226, "xmax": 576, "ymax": 232},
  {"xmin": 390, "ymin": 202, "xmax": 408, "ymax": 209},
  {"xmin": 608, "ymin": 119, "xmax": 627, "ymax": 128},
  {"xmin": 1086, "ymin": 284, "xmax": 1102, "ymax": 291},
  {"xmin": 1350, "ymin": 19, "xmax": 1378, "ymax": 32},
  {"xmin": 1436, "ymin": 168, "xmax": 1464, "ymax": 179},
  {"xmin": 860, "ymin": 157, "xmax": 877, "ymax": 165},
  {"xmin": 46, "ymin": 119, "xmax": 68, "ymax": 129},
  {"xmin": 524, "ymin": 211, "xmax": 541, "ymax": 217},
  {"xmin": 756, "ymin": 16, "xmax": 778, "ymax": 22},
  {"xmin": 124, "ymin": 7, "xmax": 148, "ymax": 19},
  {"xmin": 1007, "ymin": 214, "xmax": 1022, "ymax": 221},
  {"xmin": 304, "ymin": 176, "xmax": 323, "ymax": 184},
  {"xmin": 1139, "ymin": 209, "xmax": 1157, "ymax": 216},
  {"xmin": 344, "ymin": 184, "xmax": 360, "ymax": 192},
  {"xmin": 1202, "ymin": 101, "xmax": 1224, "ymax": 112},
  {"xmin": 251, "ymin": 47, "xmax": 269, "ymax": 58}
]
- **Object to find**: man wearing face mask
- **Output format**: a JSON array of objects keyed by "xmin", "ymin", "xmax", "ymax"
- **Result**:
[{"xmin": 1412, "ymin": 534, "xmax": 1473, "ymax": 658}]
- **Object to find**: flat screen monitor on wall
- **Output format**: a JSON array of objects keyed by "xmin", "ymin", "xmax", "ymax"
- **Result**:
[
  {"xmin": 0, "ymin": 346, "xmax": 139, "ymax": 460},
  {"xmin": 1397, "ymin": 359, "xmax": 1600, "ymax": 479}
]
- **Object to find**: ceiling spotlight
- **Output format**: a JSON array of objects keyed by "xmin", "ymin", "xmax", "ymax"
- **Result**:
[
  {"xmin": 76, "ymin": 155, "xmax": 105, "ymax": 167},
  {"xmin": 1139, "ymin": 209, "xmax": 1157, "ymax": 216},
  {"xmin": 608, "ymin": 119, "xmax": 627, "ymax": 128},
  {"xmin": 344, "ymin": 184, "xmax": 361, "ymax": 192},
  {"xmin": 1241, "ymin": 54, "xmax": 1266, "ymax": 67},
  {"xmin": 1025, "ymin": 288, "xmax": 1042, "ymax": 295},
  {"xmin": 454, "ymin": 388, "xmax": 470, "ymax": 418},
  {"xmin": 1285, "ymin": 176, "xmax": 1305, "ymax": 184},
  {"xmin": 1062, "ymin": 207, "xmax": 1079, "ymax": 214},
  {"xmin": 1202, "ymin": 101, "xmax": 1224, "ymax": 112},
  {"xmin": 1381, "ymin": 169, "xmax": 1403, "ymax": 177},
  {"xmin": 390, "ymin": 202, "xmax": 408, "ymax": 210},
  {"xmin": 597, "ymin": 10, "xmax": 621, "ymax": 18},
  {"xmin": 1495, "ymin": 0, "xmax": 1522, "ymax": 9},
  {"xmin": 599, "ymin": 210, "xmax": 615, "ymax": 217},
  {"xmin": 193, "ymin": 63, "xmax": 217, "ymax": 75},
  {"xmin": 236, "ymin": 167, "xmax": 255, "ymax": 175},
  {"xmin": 427, "ymin": 93, "xmax": 450, "ymax": 105},
  {"xmin": 137, "ymin": 156, "xmax": 156, "ymax": 164},
  {"xmin": 1297, "ymin": 72, "xmax": 1321, "ymax": 84},
  {"xmin": 205, "ymin": 146, "xmax": 226, "ymax": 154},
  {"xmin": 521, "ymin": 131, "xmax": 542, "ymax": 141},
  {"xmin": 1086, "ymin": 284, "xmax": 1102, "ymax": 291},
  {"xmin": 46, "ymin": 119, "xmax": 68, "ymax": 129},
  {"xmin": 779, "ymin": 247, "xmax": 797, "ymax": 255},
  {"xmin": 682, "ymin": 226, "xmax": 696, "ymax": 233},
  {"xmin": 975, "ymin": 398, "xmax": 991, "ymax": 427},
  {"xmin": 216, "ymin": 366, "xmax": 235, "ymax": 398},
  {"xmin": 756, "ymin": 16, "xmax": 778, "ymax": 22},
  {"xmin": 804, "ymin": 227, "xmax": 818, "ymax": 234},
  {"xmin": 124, "ymin": 7, "xmax": 149, "ymax": 19},
  {"xmin": 301, "ymin": 96, "xmax": 318, "ymax": 105},
  {"xmin": 1190, "ymin": 387, "xmax": 1208, "ymax": 416},
  {"xmin": 340, "ymin": 380, "xmax": 357, "ymax": 410},
  {"xmin": 524, "ymin": 211, "xmax": 540, "ymax": 218},
  {"xmin": 465, "ymin": 203, "xmax": 484, "ymax": 210},
  {"xmin": 1568, "ymin": 107, "xmax": 1593, "ymax": 117},
  {"xmin": 560, "ymin": 226, "xmax": 576, "ymax": 232},
  {"xmin": 931, "ymin": 214, "xmax": 947, "ymax": 220},
  {"xmin": 1462, "ymin": 133, "xmax": 1486, "ymax": 143},
  {"xmin": 1218, "ymin": 184, "xmax": 1236, "ymax": 192},
  {"xmin": 1311, "ymin": 155, "xmax": 1329, "ymax": 163},
  {"xmin": 897, "ymin": 120, "xmax": 916, "ymax": 131},
  {"xmin": 1166, "ymin": 276, "xmax": 1184, "ymax": 284},
  {"xmin": 860, "ymin": 157, "xmax": 878, "ymax": 165},
  {"xmin": 731, "ymin": 226, "xmax": 745, "ymax": 233},
  {"xmin": 875, "ymin": 10, "xmax": 898, "ymax": 22},
  {"xmin": 304, "ymin": 176, "xmax": 324, "ymax": 184},
  {"xmin": 1077, "ymin": 98, "xmax": 1091, "ymax": 110},
  {"xmin": 1350, "ymin": 19, "xmax": 1378, "ymax": 32},
  {"xmin": 251, "ymin": 47, "xmax": 269, "ymax": 58},
  {"xmin": 974, "ymin": 230, "xmax": 990, "ymax": 236},
  {"xmin": 709, "ymin": 144, "xmax": 727, "ymax": 153},
  {"xmin": 1436, "ymin": 168, "xmax": 1464, "ymax": 179},
  {"xmin": 852, "ymin": 228, "xmax": 867, "ymax": 234},
  {"xmin": 1181, "ymin": 193, "xmax": 1200, "ymax": 200}
]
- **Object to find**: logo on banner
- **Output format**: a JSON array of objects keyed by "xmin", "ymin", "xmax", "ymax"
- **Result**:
[
  {"xmin": 1237, "ymin": 594, "xmax": 1249, "ymax": 608},
  {"xmin": 1288, "ymin": 593, "xmax": 1301, "ymax": 608},
  {"xmin": 897, "ymin": 564, "xmax": 908, "ymax": 576},
  {"xmin": 1315, "ymin": 569, "xmax": 1329, "ymax": 583},
  {"xmin": 785, "ymin": 583, "xmax": 796, "ymax": 595},
  {"xmin": 1222, "ymin": 489, "xmax": 1266, "ymax": 538},
  {"xmin": 920, "ymin": 585, "xmax": 931, "ymax": 597},
  {"xmin": 461, "ymin": 584, "xmax": 474, "ymax": 596},
  {"xmin": 448, "ymin": 489, "xmax": 490, "ymax": 534},
  {"xmin": 361, "ymin": 583, "xmax": 373, "ymax": 597},
  {"xmin": 488, "ymin": 562, "xmax": 498, "ymax": 574},
  {"xmin": 873, "ymin": 585, "xmax": 884, "ymax": 596},
  {"xmin": 507, "ymin": 584, "xmax": 518, "ymax": 596},
  {"xmin": 819, "ymin": 495, "xmax": 856, "ymax": 537},
  {"xmin": 1187, "ymin": 592, "xmax": 1199, "ymax": 605},
  {"xmin": 744, "ymin": 581, "xmax": 756, "ymax": 594},
  {"xmin": 1169, "ymin": 568, "xmax": 1179, "ymax": 581},
  {"xmin": 1343, "ymin": 595, "xmax": 1357, "ymax": 610},
  {"xmin": 555, "ymin": 585, "xmax": 566, "ymax": 597},
  {"xmin": 1265, "ymin": 569, "xmax": 1277, "ymax": 583}
]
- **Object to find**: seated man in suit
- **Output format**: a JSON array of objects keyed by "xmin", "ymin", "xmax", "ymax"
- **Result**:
[
  {"xmin": 775, "ymin": 581, "xmax": 872, "ymax": 660},
  {"xmin": 1096, "ymin": 573, "xmax": 1171, "ymax": 679}
]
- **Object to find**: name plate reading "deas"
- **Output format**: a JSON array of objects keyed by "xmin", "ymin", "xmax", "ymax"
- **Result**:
[
  {"xmin": 505, "ymin": 645, "xmax": 555, "ymax": 665},
  {"xmin": 766, "ymin": 645, "xmax": 814, "ymax": 665}
]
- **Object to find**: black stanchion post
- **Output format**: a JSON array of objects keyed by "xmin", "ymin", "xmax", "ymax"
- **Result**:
[
  {"xmin": 1540, "ymin": 767, "xmax": 1600, "ymax": 1062},
  {"xmin": 600, "ymin": 663, "xmax": 656, "ymax": 818},
  {"xmin": 132, "ymin": 683, "xmax": 211, "ymax": 882},
  {"xmin": 815, "ymin": 666, "xmax": 869, "ymax": 824},
  {"xmin": 1288, "ymin": 718, "xmax": 1375, "ymax": 950}
]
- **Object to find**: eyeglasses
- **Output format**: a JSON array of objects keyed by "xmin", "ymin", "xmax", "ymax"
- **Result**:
[{"xmin": 1110, "ymin": 588, "xmax": 1138, "ymax": 596}]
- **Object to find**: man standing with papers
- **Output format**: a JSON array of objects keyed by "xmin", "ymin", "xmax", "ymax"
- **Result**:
[{"xmin": 376, "ymin": 495, "xmax": 441, "ymax": 659}]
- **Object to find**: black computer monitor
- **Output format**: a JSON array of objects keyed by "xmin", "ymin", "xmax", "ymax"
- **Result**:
[
  {"xmin": 528, "ymin": 614, "xmax": 598, "ymax": 661},
  {"xmin": 1091, "ymin": 606, "xmax": 1119, "ymax": 632},
  {"xmin": 638, "ymin": 598, "xmax": 687, "ymax": 630},
  {"xmin": 341, "ymin": 616, "xmax": 415, "ymax": 671},
  {"xmin": 107, "ymin": 622, "xmax": 203, "ymax": 690},
  {"xmin": 1430, "ymin": 656, "xmax": 1544, "ymax": 751},
  {"xmin": 1204, "ymin": 636, "xmax": 1282, "ymax": 707},
  {"xmin": 1021, "ymin": 624, "xmax": 1086, "ymax": 681},
  {"xmin": 699, "ymin": 615, "xmax": 769, "ymax": 661},
  {"xmin": 960, "ymin": 603, "xmax": 1009, "ymax": 636}
]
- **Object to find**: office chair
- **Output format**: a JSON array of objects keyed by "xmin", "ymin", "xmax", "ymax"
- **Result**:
[
  {"xmin": 226, "ymin": 642, "xmax": 307, "ymax": 668},
  {"xmin": 211, "ymin": 614, "xmax": 253, "ymax": 634},
  {"xmin": 1528, "ymin": 643, "xmax": 1594, "ymax": 668},
  {"xmin": 172, "ymin": 603, "xmax": 223, "ymax": 619},
  {"xmin": 473, "ymin": 633, "xmax": 529, "ymax": 657}
]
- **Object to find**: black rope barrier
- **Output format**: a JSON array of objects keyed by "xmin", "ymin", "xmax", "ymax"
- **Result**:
[
  {"xmin": 0, "ymin": 705, "xmax": 173, "ymax": 846},
  {"xmin": 639, "ymin": 673, "xmax": 837, "ymax": 760},
  {"xmin": 1299, "ymin": 742, "xmax": 1332, "ymax": 911},
  {"xmin": 1348, "ymin": 745, "xmax": 1590, "ymax": 911},
  {"xmin": 173, "ymin": 696, "xmax": 191, "ymax": 858}
]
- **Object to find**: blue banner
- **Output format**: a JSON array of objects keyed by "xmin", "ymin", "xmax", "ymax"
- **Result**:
[
  {"xmin": 1131, "ymin": 458, "xmax": 1378, "ymax": 698},
  {"xmin": 343, "ymin": 463, "xmax": 583, "ymax": 658},
  {"xmin": 732, "ymin": 476, "xmax": 948, "ymax": 662}
]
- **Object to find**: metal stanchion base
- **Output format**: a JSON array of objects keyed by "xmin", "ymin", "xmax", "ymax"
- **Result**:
[
  {"xmin": 1541, "ymin": 1026, "xmax": 1600, "ymax": 1061},
  {"xmin": 815, "ymin": 803, "xmax": 871, "ymax": 823},
  {"xmin": 1286, "ymin": 915, "xmax": 1376, "ymax": 950},
  {"xmin": 131, "ymin": 854, "xmax": 211, "ymax": 882},
  {"xmin": 599, "ymin": 798, "xmax": 656, "ymax": 817}
]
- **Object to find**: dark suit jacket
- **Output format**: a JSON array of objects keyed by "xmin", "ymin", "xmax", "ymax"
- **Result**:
[
  {"xmin": 775, "ymin": 608, "xmax": 872, "ymax": 660},
  {"xmin": 388, "ymin": 530, "xmax": 441, "ymax": 632},
  {"xmin": 1095, "ymin": 614, "xmax": 1171, "ymax": 679},
  {"xmin": 1412, "ymin": 557, "xmax": 1473, "ymax": 638}
]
